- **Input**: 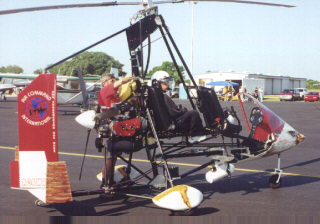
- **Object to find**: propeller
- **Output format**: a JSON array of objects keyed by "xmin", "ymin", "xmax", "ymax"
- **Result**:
[{"xmin": 0, "ymin": 0, "xmax": 295, "ymax": 15}]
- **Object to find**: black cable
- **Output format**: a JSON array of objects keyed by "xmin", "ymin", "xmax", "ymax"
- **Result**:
[
  {"xmin": 143, "ymin": 36, "xmax": 151, "ymax": 78},
  {"xmin": 79, "ymin": 129, "xmax": 91, "ymax": 181}
]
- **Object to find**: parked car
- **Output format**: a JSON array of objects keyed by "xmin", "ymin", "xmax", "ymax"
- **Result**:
[
  {"xmin": 280, "ymin": 89, "xmax": 300, "ymax": 101},
  {"xmin": 171, "ymin": 87, "xmax": 179, "ymax": 98},
  {"xmin": 295, "ymin": 88, "xmax": 308, "ymax": 100},
  {"xmin": 304, "ymin": 92, "xmax": 320, "ymax": 102}
]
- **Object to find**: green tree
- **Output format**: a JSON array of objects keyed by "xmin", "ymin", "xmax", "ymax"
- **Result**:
[
  {"xmin": 307, "ymin": 79, "xmax": 320, "ymax": 90},
  {"xmin": 34, "ymin": 68, "xmax": 43, "ymax": 74},
  {"xmin": 0, "ymin": 66, "xmax": 6, "ymax": 73},
  {"xmin": 47, "ymin": 51, "xmax": 125, "ymax": 77},
  {"xmin": 147, "ymin": 61, "xmax": 185, "ymax": 86},
  {"xmin": 4, "ymin": 65, "xmax": 23, "ymax": 74}
]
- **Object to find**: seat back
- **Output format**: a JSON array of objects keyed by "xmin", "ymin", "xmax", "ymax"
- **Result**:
[
  {"xmin": 197, "ymin": 86, "xmax": 224, "ymax": 128},
  {"xmin": 146, "ymin": 87, "xmax": 173, "ymax": 132}
]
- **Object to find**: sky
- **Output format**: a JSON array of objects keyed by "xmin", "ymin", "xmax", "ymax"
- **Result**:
[{"xmin": 0, "ymin": 0, "xmax": 319, "ymax": 80}]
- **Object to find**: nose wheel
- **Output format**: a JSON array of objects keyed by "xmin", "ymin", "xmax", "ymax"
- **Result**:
[
  {"xmin": 270, "ymin": 154, "xmax": 282, "ymax": 189},
  {"xmin": 269, "ymin": 174, "xmax": 282, "ymax": 189},
  {"xmin": 35, "ymin": 199, "xmax": 44, "ymax": 206}
]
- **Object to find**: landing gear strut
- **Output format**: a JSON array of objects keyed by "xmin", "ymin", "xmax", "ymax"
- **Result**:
[
  {"xmin": 269, "ymin": 154, "xmax": 282, "ymax": 189},
  {"xmin": 1, "ymin": 93, "xmax": 6, "ymax": 100}
]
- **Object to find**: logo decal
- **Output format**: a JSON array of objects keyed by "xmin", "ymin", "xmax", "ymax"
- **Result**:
[
  {"xmin": 21, "ymin": 96, "xmax": 52, "ymax": 126},
  {"xmin": 26, "ymin": 97, "xmax": 48, "ymax": 121}
]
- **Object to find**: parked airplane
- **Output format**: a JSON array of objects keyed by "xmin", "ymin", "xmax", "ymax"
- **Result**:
[
  {"xmin": 0, "ymin": 73, "xmax": 101, "ymax": 106},
  {"xmin": 0, "ymin": 83, "xmax": 16, "ymax": 100}
]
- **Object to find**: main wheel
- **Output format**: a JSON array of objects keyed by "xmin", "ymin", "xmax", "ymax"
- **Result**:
[
  {"xmin": 269, "ymin": 174, "xmax": 282, "ymax": 189},
  {"xmin": 170, "ymin": 207, "xmax": 198, "ymax": 216}
]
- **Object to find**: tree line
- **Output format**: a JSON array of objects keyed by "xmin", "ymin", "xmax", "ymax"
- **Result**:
[
  {"xmin": 1, "ymin": 51, "xmax": 190, "ymax": 86},
  {"xmin": 4, "ymin": 53, "xmax": 318, "ymax": 89},
  {"xmin": 1, "ymin": 52, "xmax": 318, "ymax": 89},
  {"xmin": 46, "ymin": 51, "xmax": 125, "ymax": 76},
  {"xmin": 0, "ymin": 65, "xmax": 23, "ymax": 74},
  {"xmin": 306, "ymin": 79, "xmax": 320, "ymax": 90}
]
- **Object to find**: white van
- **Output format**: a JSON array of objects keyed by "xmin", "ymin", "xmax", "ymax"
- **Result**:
[{"xmin": 295, "ymin": 88, "xmax": 308, "ymax": 100}]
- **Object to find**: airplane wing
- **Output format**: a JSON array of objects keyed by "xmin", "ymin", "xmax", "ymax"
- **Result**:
[
  {"xmin": 0, "ymin": 74, "xmax": 100, "ymax": 105},
  {"xmin": 0, "ymin": 84, "xmax": 16, "ymax": 92},
  {"xmin": 0, "ymin": 73, "xmax": 100, "ymax": 81}
]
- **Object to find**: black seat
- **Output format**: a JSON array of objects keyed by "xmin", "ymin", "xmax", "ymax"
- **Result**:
[
  {"xmin": 197, "ymin": 86, "xmax": 224, "ymax": 129},
  {"xmin": 197, "ymin": 86, "xmax": 242, "ymax": 136},
  {"xmin": 147, "ymin": 87, "xmax": 175, "ymax": 132},
  {"xmin": 146, "ymin": 87, "xmax": 190, "ymax": 137}
]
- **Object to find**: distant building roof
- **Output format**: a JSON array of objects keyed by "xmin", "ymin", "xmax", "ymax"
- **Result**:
[{"xmin": 195, "ymin": 71, "xmax": 306, "ymax": 81}]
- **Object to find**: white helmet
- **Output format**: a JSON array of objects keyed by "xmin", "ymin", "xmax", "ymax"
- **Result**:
[{"xmin": 151, "ymin": 71, "xmax": 174, "ymax": 89}]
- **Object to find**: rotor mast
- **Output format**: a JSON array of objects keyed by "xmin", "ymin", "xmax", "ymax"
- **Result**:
[{"xmin": 142, "ymin": 0, "xmax": 155, "ymax": 9}]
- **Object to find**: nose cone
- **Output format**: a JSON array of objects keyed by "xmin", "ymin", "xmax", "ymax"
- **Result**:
[
  {"xmin": 296, "ymin": 132, "xmax": 305, "ymax": 144},
  {"xmin": 266, "ymin": 123, "xmax": 306, "ymax": 156},
  {"xmin": 75, "ymin": 110, "xmax": 96, "ymax": 129}
]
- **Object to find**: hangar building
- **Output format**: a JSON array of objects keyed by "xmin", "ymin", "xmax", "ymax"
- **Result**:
[{"xmin": 194, "ymin": 71, "xmax": 307, "ymax": 95}]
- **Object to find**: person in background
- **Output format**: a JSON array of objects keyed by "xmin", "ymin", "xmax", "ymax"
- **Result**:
[
  {"xmin": 253, "ymin": 87, "xmax": 259, "ymax": 100},
  {"xmin": 227, "ymin": 86, "xmax": 232, "ymax": 101},
  {"xmin": 239, "ymin": 86, "xmax": 245, "ymax": 101},
  {"xmin": 218, "ymin": 88, "xmax": 223, "ymax": 101},
  {"xmin": 259, "ymin": 86, "xmax": 264, "ymax": 102},
  {"xmin": 98, "ymin": 73, "xmax": 132, "ymax": 187}
]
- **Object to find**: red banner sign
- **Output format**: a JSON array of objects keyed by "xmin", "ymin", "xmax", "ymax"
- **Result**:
[{"xmin": 17, "ymin": 74, "xmax": 58, "ymax": 162}]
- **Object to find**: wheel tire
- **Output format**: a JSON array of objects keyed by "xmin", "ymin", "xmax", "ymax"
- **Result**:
[
  {"xmin": 269, "ymin": 174, "xmax": 282, "ymax": 189},
  {"xmin": 35, "ymin": 200, "xmax": 43, "ymax": 206},
  {"xmin": 99, "ymin": 192, "xmax": 117, "ymax": 200},
  {"xmin": 170, "ymin": 207, "xmax": 198, "ymax": 216}
]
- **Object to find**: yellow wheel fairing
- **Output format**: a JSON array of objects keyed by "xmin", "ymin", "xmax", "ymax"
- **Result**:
[{"xmin": 152, "ymin": 185, "xmax": 203, "ymax": 211}]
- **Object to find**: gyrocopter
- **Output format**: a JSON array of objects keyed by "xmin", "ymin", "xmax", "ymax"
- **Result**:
[{"xmin": 6, "ymin": 0, "xmax": 304, "ymax": 216}]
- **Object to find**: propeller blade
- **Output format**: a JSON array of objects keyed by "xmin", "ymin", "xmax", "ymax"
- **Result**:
[
  {"xmin": 180, "ymin": 0, "xmax": 295, "ymax": 8},
  {"xmin": 0, "ymin": 2, "xmax": 143, "ymax": 15}
]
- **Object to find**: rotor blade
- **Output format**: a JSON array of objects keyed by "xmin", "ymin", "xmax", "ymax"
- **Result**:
[
  {"xmin": 0, "ymin": 0, "xmax": 295, "ymax": 15},
  {"xmin": 178, "ymin": 0, "xmax": 295, "ymax": 8},
  {"xmin": 0, "ymin": 2, "xmax": 143, "ymax": 15}
]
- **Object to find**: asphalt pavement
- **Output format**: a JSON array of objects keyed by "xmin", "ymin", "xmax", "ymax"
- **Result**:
[{"xmin": 1, "ymin": 97, "xmax": 320, "ymax": 216}]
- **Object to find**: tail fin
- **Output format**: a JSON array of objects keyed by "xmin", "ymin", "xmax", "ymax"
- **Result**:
[{"xmin": 10, "ymin": 74, "xmax": 72, "ymax": 203}]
